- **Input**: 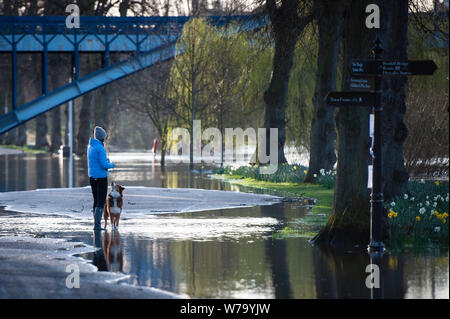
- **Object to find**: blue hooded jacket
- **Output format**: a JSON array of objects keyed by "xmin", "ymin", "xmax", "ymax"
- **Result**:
[{"xmin": 87, "ymin": 138, "xmax": 115, "ymax": 178}]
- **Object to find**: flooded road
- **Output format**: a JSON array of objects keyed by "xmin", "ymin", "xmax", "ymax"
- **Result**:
[{"xmin": 0, "ymin": 152, "xmax": 448, "ymax": 298}]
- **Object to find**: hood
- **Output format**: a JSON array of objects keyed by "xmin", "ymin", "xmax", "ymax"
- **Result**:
[{"xmin": 89, "ymin": 137, "xmax": 103, "ymax": 147}]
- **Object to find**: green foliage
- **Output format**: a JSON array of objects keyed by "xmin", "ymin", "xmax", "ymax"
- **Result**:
[
  {"xmin": 217, "ymin": 163, "xmax": 308, "ymax": 183},
  {"xmin": 386, "ymin": 181, "xmax": 449, "ymax": 247}
]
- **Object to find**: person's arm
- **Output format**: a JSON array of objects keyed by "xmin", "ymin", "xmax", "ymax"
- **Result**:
[{"xmin": 97, "ymin": 146, "xmax": 115, "ymax": 170}]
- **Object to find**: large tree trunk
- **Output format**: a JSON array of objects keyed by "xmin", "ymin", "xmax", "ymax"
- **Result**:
[
  {"xmin": 304, "ymin": 0, "xmax": 344, "ymax": 182},
  {"xmin": 377, "ymin": 0, "xmax": 409, "ymax": 201},
  {"xmin": 312, "ymin": 0, "xmax": 409, "ymax": 249},
  {"xmin": 311, "ymin": 0, "xmax": 374, "ymax": 249}
]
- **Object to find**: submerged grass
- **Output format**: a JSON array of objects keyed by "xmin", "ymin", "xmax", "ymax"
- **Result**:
[
  {"xmin": 0, "ymin": 144, "xmax": 47, "ymax": 154},
  {"xmin": 213, "ymin": 171, "xmax": 334, "ymax": 239}
]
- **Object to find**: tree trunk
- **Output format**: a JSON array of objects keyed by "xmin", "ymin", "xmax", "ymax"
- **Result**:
[
  {"xmin": 35, "ymin": 53, "xmax": 48, "ymax": 149},
  {"xmin": 311, "ymin": 0, "xmax": 375, "ymax": 249},
  {"xmin": 304, "ymin": 0, "xmax": 344, "ymax": 182},
  {"xmin": 377, "ymin": 0, "xmax": 409, "ymax": 201},
  {"xmin": 49, "ymin": 55, "xmax": 68, "ymax": 153},
  {"xmin": 263, "ymin": 24, "xmax": 298, "ymax": 165},
  {"xmin": 264, "ymin": 0, "xmax": 313, "ymax": 165}
]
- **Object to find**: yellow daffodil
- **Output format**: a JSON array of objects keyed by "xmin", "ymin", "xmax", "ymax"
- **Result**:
[
  {"xmin": 293, "ymin": 166, "xmax": 297, "ymax": 170},
  {"xmin": 303, "ymin": 170, "xmax": 307, "ymax": 174},
  {"xmin": 416, "ymin": 216, "xmax": 421, "ymax": 221},
  {"xmin": 388, "ymin": 210, "xmax": 398, "ymax": 218},
  {"xmin": 435, "ymin": 181, "xmax": 440, "ymax": 186}
]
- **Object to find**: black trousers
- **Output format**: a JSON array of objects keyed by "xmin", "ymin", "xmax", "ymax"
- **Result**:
[{"xmin": 89, "ymin": 177, "xmax": 108, "ymax": 211}]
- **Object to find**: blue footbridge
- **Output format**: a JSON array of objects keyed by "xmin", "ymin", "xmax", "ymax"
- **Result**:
[{"xmin": 0, "ymin": 15, "xmax": 267, "ymax": 135}]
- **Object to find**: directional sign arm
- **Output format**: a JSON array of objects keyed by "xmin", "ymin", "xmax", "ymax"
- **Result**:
[{"xmin": 325, "ymin": 91, "xmax": 376, "ymax": 107}]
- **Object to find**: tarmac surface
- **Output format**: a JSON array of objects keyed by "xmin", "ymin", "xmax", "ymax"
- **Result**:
[{"xmin": 0, "ymin": 236, "xmax": 184, "ymax": 298}]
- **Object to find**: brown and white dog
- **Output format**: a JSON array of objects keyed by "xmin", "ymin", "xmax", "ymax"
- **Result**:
[{"xmin": 103, "ymin": 182, "xmax": 125, "ymax": 230}]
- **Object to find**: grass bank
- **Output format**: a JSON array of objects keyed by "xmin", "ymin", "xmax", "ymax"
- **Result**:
[
  {"xmin": 214, "ymin": 166, "xmax": 449, "ymax": 247},
  {"xmin": 213, "ymin": 170, "xmax": 334, "ymax": 239}
]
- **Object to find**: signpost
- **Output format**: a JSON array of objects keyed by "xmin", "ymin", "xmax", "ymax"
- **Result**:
[
  {"xmin": 351, "ymin": 59, "xmax": 438, "ymax": 76},
  {"xmin": 326, "ymin": 92, "xmax": 376, "ymax": 107},
  {"xmin": 326, "ymin": 38, "xmax": 437, "ymax": 253}
]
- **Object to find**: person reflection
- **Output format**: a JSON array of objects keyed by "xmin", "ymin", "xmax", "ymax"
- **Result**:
[
  {"xmin": 103, "ymin": 230, "xmax": 124, "ymax": 272},
  {"xmin": 93, "ymin": 230, "xmax": 108, "ymax": 271}
]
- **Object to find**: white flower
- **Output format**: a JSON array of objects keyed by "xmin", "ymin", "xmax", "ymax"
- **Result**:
[
  {"xmin": 426, "ymin": 195, "xmax": 429, "ymax": 200},
  {"xmin": 426, "ymin": 201, "xmax": 430, "ymax": 206},
  {"xmin": 419, "ymin": 203, "xmax": 423, "ymax": 207},
  {"xmin": 313, "ymin": 174, "xmax": 317, "ymax": 178},
  {"xmin": 433, "ymin": 202, "xmax": 438, "ymax": 207},
  {"xmin": 404, "ymin": 194, "xmax": 408, "ymax": 200},
  {"xmin": 411, "ymin": 197, "xmax": 415, "ymax": 201},
  {"xmin": 391, "ymin": 202, "xmax": 396, "ymax": 206},
  {"xmin": 419, "ymin": 207, "xmax": 426, "ymax": 215},
  {"xmin": 320, "ymin": 169, "xmax": 325, "ymax": 175},
  {"xmin": 434, "ymin": 226, "xmax": 441, "ymax": 232},
  {"xmin": 420, "ymin": 179, "xmax": 425, "ymax": 184}
]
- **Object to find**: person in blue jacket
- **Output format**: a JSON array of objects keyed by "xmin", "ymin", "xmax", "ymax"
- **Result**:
[{"xmin": 87, "ymin": 126, "xmax": 115, "ymax": 230}]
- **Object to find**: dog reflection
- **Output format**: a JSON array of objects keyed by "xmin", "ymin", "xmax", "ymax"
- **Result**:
[{"xmin": 102, "ymin": 230, "xmax": 123, "ymax": 272}]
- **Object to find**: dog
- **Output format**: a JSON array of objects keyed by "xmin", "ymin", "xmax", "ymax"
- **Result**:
[{"xmin": 103, "ymin": 182, "xmax": 125, "ymax": 230}]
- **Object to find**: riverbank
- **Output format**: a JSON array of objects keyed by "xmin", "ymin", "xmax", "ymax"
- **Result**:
[
  {"xmin": 213, "ymin": 172, "xmax": 449, "ymax": 247},
  {"xmin": 0, "ymin": 144, "xmax": 46, "ymax": 155},
  {"xmin": 0, "ymin": 236, "xmax": 183, "ymax": 298},
  {"xmin": 212, "ymin": 173, "xmax": 334, "ymax": 238}
]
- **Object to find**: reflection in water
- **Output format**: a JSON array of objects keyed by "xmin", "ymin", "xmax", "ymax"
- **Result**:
[
  {"xmin": 0, "ymin": 153, "xmax": 449, "ymax": 298},
  {"xmin": 91, "ymin": 230, "xmax": 124, "ymax": 273},
  {"xmin": 103, "ymin": 230, "xmax": 124, "ymax": 273}
]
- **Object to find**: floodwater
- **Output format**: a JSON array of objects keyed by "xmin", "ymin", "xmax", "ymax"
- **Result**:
[{"xmin": 0, "ymin": 152, "xmax": 448, "ymax": 299}]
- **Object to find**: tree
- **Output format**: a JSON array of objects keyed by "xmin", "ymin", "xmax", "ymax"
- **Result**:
[
  {"xmin": 262, "ymin": 0, "xmax": 314, "ymax": 164},
  {"xmin": 312, "ymin": 0, "xmax": 411, "ymax": 248},
  {"xmin": 119, "ymin": 62, "xmax": 175, "ymax": 166},
  {"xmin": 206, "ymin": 25, "xmax": 254, "ymax": 166},
  {"xmin": 377, "ymin": 0, "xmax": 410, "ymax": 202},
  {"xmin": 304, "ymin": 0, "xmax": 344, "ymax": 182},
  {"xmin": 311, "ymin": 0, "xmax": 374, "ymax": 248},
  {"xmin": 169, "ymin": 18, "xmax": 214, "ymax": 168}
]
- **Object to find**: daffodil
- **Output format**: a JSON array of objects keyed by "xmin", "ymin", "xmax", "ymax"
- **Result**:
[
  {"xmin": 416, "ymin": 216, "xmax": 421, "ymax": 221},
  {"xmin": 303, "ymin": 170, "xmax": 307, "ymax": 174},
  {"xmin": 435, "ymin": 181, "xmax": 440, "ymax": 186},
  {"xmin": 293, "ymin": 166, "xmax": 297, "ymax": 170}
]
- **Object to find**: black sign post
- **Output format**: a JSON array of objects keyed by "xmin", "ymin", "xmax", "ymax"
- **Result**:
[
  {"xmin": 369, "ymin": 39, "xmax": 384, "ymax": 253},
  {"xmin": 326, "ymin": 38, "xmax": 437, "ymax": 254}
]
